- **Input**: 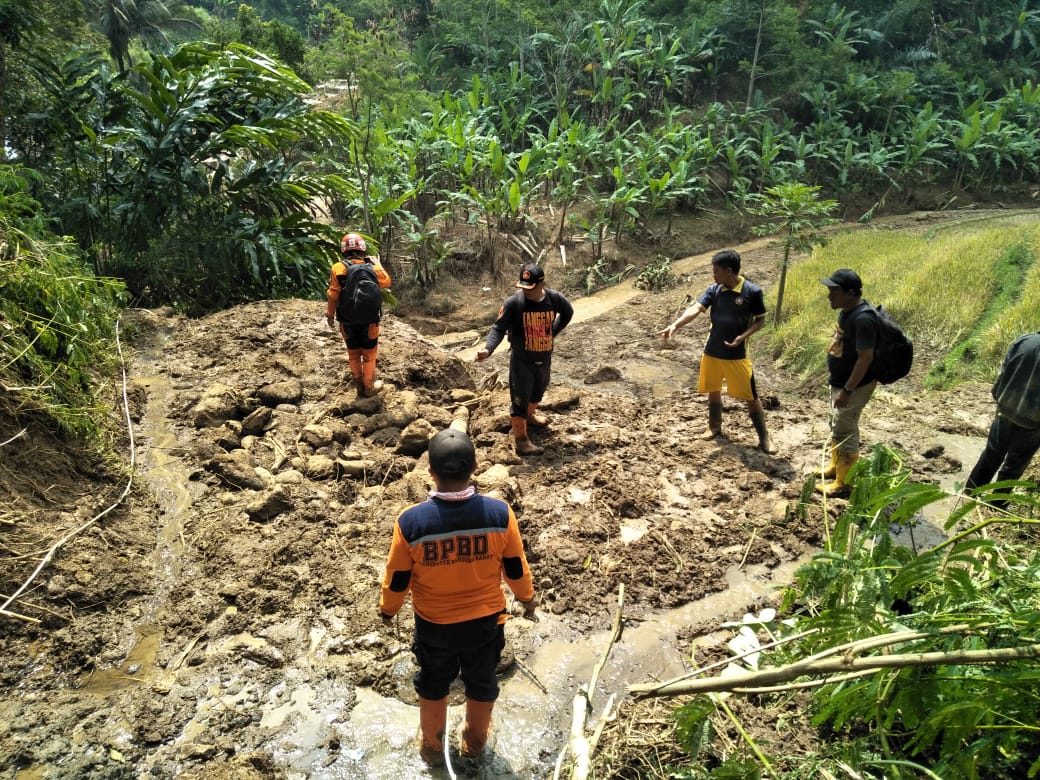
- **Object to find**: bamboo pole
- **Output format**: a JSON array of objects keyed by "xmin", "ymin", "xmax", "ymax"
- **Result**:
[
  {"xmin": 630, "ymin": 642, "xmax": 1040, "ymax": 698},
  {"xmin": 630, "ymin": 624, "xmax": 977, "ymax": 697}
]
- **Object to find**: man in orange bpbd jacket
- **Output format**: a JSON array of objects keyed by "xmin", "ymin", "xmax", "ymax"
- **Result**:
[
  {"xmin": 325, "ymin": 232, "xmax": 392, "ymax": 396},
  {"xmin": 379, "ymin": 428, "xmax": 537, "ymax": 767}
]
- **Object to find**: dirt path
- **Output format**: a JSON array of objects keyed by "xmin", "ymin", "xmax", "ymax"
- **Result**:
[{"xmin": 0, "ymin": 209, "xmax": 1018, "ymax": 779}]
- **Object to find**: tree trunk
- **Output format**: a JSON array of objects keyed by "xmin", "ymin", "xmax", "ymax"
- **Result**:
[
  {"xmin": 746, "ymin": 2, "xmax": 765, "ymax": 110},
  {"xmin": 773, "ymin": 245, "xmax": 790, "ymax": 326}
]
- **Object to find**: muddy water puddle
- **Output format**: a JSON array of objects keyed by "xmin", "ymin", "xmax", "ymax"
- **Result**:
[
  {"xmin": 890, "ymin": 432, "xmax": 984, "ymax": 552},
  {"xmin": 248, "ymin": 558, "xmax": 798, "ymax": 778}
]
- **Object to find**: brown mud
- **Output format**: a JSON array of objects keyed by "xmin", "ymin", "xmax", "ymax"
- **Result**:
[{"xmin": 0, "ymin": 208, "xmax": 1026, "ymax": 779}]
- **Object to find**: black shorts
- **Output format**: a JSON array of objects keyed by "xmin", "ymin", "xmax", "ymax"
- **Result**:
[
  {"xmin": 508, "ymin": 353, "xmax": 551, "ymax": 418},
  {"xmin": 412, "ymin": 613, "xmax": 504, "ymax": 701}
]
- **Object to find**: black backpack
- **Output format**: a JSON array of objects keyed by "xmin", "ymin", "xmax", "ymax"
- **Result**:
[
  {"xmin": 336, "ymin": 260, "xmax": 382, "ymax": 325},
  {"xmin": 863, "ymin": 303, "xmax": 914, "ymax": 384}
]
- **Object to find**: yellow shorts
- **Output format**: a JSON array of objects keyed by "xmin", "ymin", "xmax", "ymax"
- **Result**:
[{"xmin": 697, "ymin": 354, "xmax": 758, "ymax": 400}]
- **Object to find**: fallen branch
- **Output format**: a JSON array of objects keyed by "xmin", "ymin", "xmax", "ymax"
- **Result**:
[
  {"xmin": 0, "ymin": 427, "xmax": 27, "ymax": 448},
  {"xmin": 631, "ymin": 624, "xmax": 974, "ymax": 697},
  {"xmin": 0, "ymin": 593, "xmax": 68, "ymax": 621},
  {"xmin": 167, "ymin": 630, "xmax": 207, "ymax": 672},
  {"xmin": 644, "ymin": 628, "xmax": 818, "ymax": 692},
  {"xmin": 270, "ymin": 436, "xmax": 288, "ymax": 471},
  {"xmin": 508, "ymin": 234, "xmax": 536, "ymax": 259},
  {"xmin": 651, "ymin": 530, "xmax": 682, "ymax": 572},
  {"xmin": 738, "ymin": 527, "xmax": 757, "ymax": 569},
  {"xmin": 631, "ymin": 642, "xmax": 1040, "ymax": 698},
  {"xmin": 554, "ymin": 583, "xmax": 625, "ymax": 780},
  {"xmin": 515, "ymin": 657, "xmax": 548, "ymax": 694},
  {"xmin": 0, "ymin": 606, "xmax": 39, "ymax": 623},
  {"xmin": 586, "ymin": 692, "xmax": 617, "ymax": 758}
]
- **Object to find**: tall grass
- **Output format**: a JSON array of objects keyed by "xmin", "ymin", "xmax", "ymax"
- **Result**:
[
  {"xmin": 977, "ymin": 226, "xmax": 1040, "ymax": 362},
  {"xmin": 769, "ymin": 218, "xmax": 1040, "ymax": 383},
  {"xmin": 0, "ymin": 218, "xmax": 126, "ymax": 441}
]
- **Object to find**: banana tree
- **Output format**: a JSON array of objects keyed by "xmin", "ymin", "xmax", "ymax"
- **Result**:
[
  {"xmin": 748, "ymin": 182, "xmax": 838, "ymax": 325},
  {"xmin": 59, "ymin": 43, "xmax": 359, "ymax": 310}
]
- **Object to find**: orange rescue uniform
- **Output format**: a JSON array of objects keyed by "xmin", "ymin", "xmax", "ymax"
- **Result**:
[{"xmin": 379, "ymin": 492, "xmax": 534, "ymax": 625}]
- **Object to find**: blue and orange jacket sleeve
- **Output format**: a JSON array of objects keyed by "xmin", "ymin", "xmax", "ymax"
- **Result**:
[{"xmin": 379, "ymin": 494, "xmax": 534, "ymax": 625}]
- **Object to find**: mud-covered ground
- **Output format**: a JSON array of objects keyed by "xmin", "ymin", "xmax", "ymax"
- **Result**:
[{"xmin": 0, "ymin": 210, "xmax": 1022, "ymax": 780}]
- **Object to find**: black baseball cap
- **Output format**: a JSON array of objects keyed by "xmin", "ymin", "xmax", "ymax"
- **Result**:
[
  {"xmin": 820, "ymin": 269, "xmax": 862, "ymax": 292},
  {"xmin": 516, "ymin": 264, "xmax": 545, "ymax": 289},
  {"xmin": 427, "ymin": 429, "xmax": 476, "ymax": 479}
]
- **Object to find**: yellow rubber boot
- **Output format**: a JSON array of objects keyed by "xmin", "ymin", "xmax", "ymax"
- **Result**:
[
  {"xmin": 819, "ymin": 445, "xmax": 838, "ymax": 481},
  {"xmin": 417, "ymin": 696, "xmax": 447, "ymax": 767},
  {"xmin": 512, "ymin": 416, "xmax": 543, "ymax": 456},
  {"xmin": 816, "ymin": 452, "xmax": 858, "ymax": 497},
  {"xmin": 461, "ymin": 699, "xmax": 495, "ymax": 757}
]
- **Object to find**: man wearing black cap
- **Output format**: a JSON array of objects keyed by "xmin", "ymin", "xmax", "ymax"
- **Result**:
[
  {"xmin": 819, "ymin": 268, "xmax": 879, "ymax": 496},
  {"xmin": 379, "ymin": 428, "xmax": 537, "ymax": 766},
  {"xmin": 476, "ymin": 264, "xmax": 574, "ymax": 455}
]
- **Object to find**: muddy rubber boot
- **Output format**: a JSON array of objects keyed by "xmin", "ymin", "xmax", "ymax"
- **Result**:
[
  {"xmin": 511, "ymin": 417, "xmax": 543, "ymax": 456},
  {"xmin": 417, "ymin": 696, "xmax": 447, "ymax": 767},
  {"xmin": 749, "ymin": 411, "xmax": 775, "ymax": 454},
  {"xmin": 461, "ymin": 699, "xmax": 495, "ymax": 758},
  {"xmin": 347, "ymin": 348, "xmax": 363, "ymax": 387},
  {"xmin": 815, "ymin": 451, "xmax": 858, "ymax": 497},
  {"xmin": 699, "ymin": 401, "xmax": 723, "ymax": 439},
  {"xmin": 819, "ymin": 444, "xmax": 838, "ymax": 481},
  {"xmin": 360, "ymin": 347, "xmax": 383, "ymax": 396},
  {"xmin": 526, "ymin": 402, "xmax": 549, "ymax": 428},
  {"xmin": 361, "ymin": 379, "xmax": 384, "ymax": 397}
]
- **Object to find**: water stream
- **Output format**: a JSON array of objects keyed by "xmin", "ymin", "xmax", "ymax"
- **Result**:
[
  {"xmin": 81, "ymin": 331, "xmax": 203, "ymax": 694},
  {"xmin": 236, "ymin": 558, "xmax": 798, "ymax": 779}
]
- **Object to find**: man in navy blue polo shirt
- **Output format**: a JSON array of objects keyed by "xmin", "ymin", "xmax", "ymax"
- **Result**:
[{"xmin": 658, "ymin": 250, "xmax": 774, "ymax": 453}]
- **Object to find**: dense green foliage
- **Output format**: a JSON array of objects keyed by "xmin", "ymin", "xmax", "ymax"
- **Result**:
[
  {"xmin": 0, "ymin": 167, "xmax": 126, "ymax": 439},
  {"xmin": 2, "ymin": 0, "xmax": 1039, "ymax": 311},
  {"xmin": 30, "ymin": 43, "xmax": 356, "ymax": 312},
  {"xmin": 673, "ymin": 448, "xmax": 1040, "ymax": 779}
]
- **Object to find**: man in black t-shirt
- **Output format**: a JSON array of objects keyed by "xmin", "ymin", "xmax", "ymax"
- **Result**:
[
  {"xmin": 658, "ymin": 250, "xmax": 774, "ymax": 453},
  {"xmin": 818, "ymin": 268, "xmax": 879, "ymax": 496},
  {"xmin": 476, "ymin": 264, "xmax": 574, "ymax": 456}
]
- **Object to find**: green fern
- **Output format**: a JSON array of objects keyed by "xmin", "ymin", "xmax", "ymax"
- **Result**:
[{"xmin": 683, "ymin": 444, "xmax": 1040, "ymax": 779}]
